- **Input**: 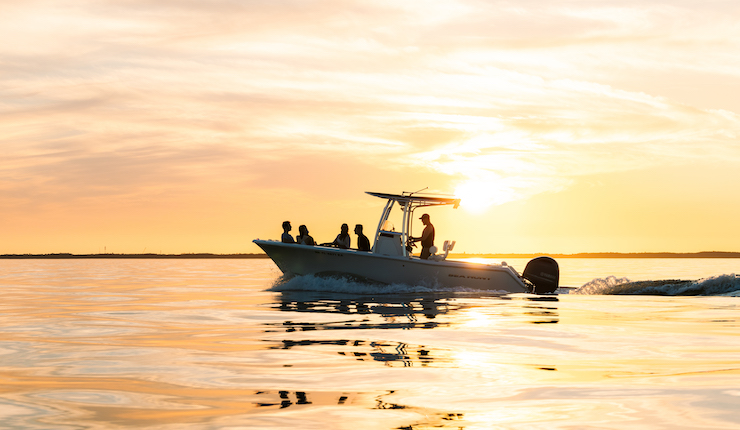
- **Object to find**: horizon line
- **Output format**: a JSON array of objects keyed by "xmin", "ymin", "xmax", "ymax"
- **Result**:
[{"xmin": 2, "ymin": 251, "xmax": 740, "ymax": 259}]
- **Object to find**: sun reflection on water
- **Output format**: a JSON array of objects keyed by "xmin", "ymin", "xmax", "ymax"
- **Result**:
[{"xmin": 0, "ymin": 260, "xmax": 739, "ymax": 429}]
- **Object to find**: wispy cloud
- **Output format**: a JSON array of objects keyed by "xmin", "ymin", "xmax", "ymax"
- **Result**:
[{"xmin": 2, "ymin": 0, "xmax": 739, "ymax": 251}]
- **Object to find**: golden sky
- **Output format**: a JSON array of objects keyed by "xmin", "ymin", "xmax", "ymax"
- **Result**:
[{"xmin": 2, "ymin": 0, "xmax": 739, "ymax": 254}]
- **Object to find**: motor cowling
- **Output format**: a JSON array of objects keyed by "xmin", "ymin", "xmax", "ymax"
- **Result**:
[{"xmin": 523, "ymin": 256, "xmax": 560, "ymax": 294}]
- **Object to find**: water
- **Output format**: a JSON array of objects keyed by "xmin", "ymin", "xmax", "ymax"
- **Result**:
[{"xmin": 0, "ymin": 258, "xmax": 739, "ymax": 429}]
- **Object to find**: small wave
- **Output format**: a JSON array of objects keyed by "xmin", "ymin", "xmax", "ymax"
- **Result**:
[
  {"xmin": 572, "ymin": 274, "xmax": 740, "ymax": 296},
  {"xmin": 268, "ymin": 273, "xmax": 511, "ymax": 295}
]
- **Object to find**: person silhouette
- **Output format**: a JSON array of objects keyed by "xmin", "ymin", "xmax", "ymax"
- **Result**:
[
  {"xmin": 355, "ymin": 224, "xmax": 370, "ymax": 251},
  {"xmin": 296, "ymin": 225, "xmax": 315, "ymax": 246},
  {"xmin": 411, "ymin": 214, "xmax": 434, "ymax": 259},
  {"xmin": 281, "ymin": 221, "xmax": 295, "ymax": 243},
  {"xmin": 331, "ymin": 223, "xmax": 351, "ymax": 249}
]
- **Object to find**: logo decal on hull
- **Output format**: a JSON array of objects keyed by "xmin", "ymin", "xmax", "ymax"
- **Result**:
[
  {"xmin": 314, "ymin": 251, "xmax": 345, "ymax": 257},
  {"xmin": 449, "ymin": 274, "xmax": 491, "ymax": 281}
]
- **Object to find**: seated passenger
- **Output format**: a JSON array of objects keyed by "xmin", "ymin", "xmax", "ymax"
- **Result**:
[
  {"xmin": 329, "ymin": 223, "xmax": 351, "ymax": 249},
  {"xmin": 281, "ymin": 221, "xmax": 295, "ymax": 243},
  {"xmin": 355, "ymin": 224, "xmax": 370, "ymax": 251},
  {"xmin": 296, "ymin": 225, "xmax": 315, "ymax": 246}
]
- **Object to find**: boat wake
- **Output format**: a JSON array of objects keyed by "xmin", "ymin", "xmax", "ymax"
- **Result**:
[
  {"xmin": 571, "ymin": 274, "xmax": 740, "ymax": 296},
  {"xmin": 268, "ymin": 273, "xmax": 513, "ymax": 295},
  {"xmin": 268, "ymin": 273, "xmax": 740, "ymax": 296}
]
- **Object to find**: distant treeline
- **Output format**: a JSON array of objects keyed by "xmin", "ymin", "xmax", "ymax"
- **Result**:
[
  {"xmin": 2, "ymin": 251, "xmax": 739, "ymax": 259},
  {"xmin": 0, "ymin": 253, "xmax": 270, "ymax": 259},
  {"xmin": 448, "ymin": 251, "xmax": 740, "ymax": 259}
]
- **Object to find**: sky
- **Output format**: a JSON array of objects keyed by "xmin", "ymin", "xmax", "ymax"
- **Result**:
[{"xmin": 2, "ymin": 0, "xmax": 740, "ymax": 254}]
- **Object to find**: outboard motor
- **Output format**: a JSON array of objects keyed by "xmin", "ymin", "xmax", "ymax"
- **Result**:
[{"xmin": 523, "ymin": 256, "xmax": 560, "ymax": 294}]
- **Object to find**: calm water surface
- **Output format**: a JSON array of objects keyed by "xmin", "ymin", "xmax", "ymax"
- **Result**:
[{"xmin": 0, "ymin": 258, "xmax": 738, "ymax": 429}]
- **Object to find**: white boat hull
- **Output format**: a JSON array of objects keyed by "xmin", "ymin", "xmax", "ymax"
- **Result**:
[{"xmin": 254, "ymin": 240, "xmax": 530, "ymax": 293}]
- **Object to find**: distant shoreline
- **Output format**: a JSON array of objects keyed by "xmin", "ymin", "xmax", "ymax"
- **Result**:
[
  {"xmin": 2, "ymin": 251, "xmax": 739, "ymax": 259},
  {"xmin": 448, "ymin": 251, "xmax": 740, "ymax": 259},
  {"xmin": 0, "ymin": 253, "xmax": 269, "ymax": 259}
]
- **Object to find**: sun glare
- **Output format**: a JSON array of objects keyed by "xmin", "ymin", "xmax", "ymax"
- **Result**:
[{"xmin": 455, "ymin": 180, "xmax": 498, "ymax": 213}]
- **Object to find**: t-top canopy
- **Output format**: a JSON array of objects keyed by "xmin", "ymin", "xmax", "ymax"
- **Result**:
[{"xmin": 366, "ymin": 191, "xmax": 460, "ymax": 208}]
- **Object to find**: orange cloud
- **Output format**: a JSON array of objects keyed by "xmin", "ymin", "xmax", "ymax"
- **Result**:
[{"xmin": 2, "ymin": 0, "xmax": 739, "ymax": 253}]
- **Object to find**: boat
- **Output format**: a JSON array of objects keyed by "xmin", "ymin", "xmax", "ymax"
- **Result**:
[{"xmin": 254, "ymin": 191, "xmax": 559, "ymax": 294}]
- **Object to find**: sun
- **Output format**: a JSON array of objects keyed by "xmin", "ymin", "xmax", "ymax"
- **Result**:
[{"xmin": 454, "ymin": 180, "xmax": 498, "ymax": 213}]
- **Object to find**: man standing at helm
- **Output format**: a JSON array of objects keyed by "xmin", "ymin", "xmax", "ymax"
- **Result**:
[{"xmin": 412, "ymin": 213, "xmax": 435, "ymax": 259}]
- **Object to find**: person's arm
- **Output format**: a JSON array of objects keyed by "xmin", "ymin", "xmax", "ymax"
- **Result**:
[{"xmin": 411, "ymin": 228, "xmax": 431, "ymax": 242}]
